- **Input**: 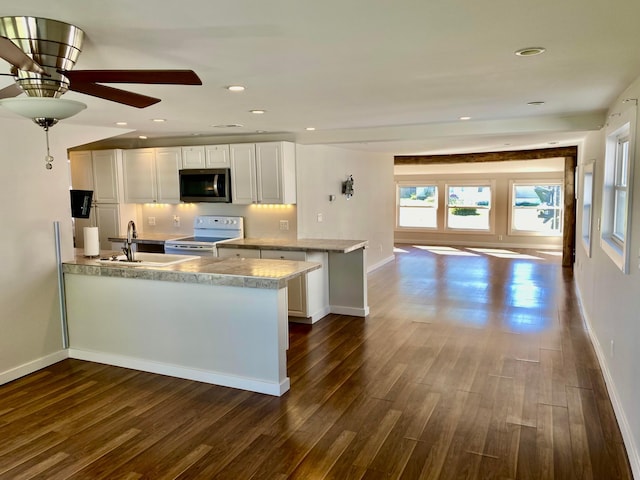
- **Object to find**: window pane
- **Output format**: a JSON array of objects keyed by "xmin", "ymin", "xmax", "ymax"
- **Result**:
[
  {"xmin": 615, "ymin": 138, "xmax": 629, "ymax": 186},
  {"xmin": 448, "ymin": 186, "xmax": 491, "ymax": 207},
  {"xmin": 512, "ymin": 184, "xmax": 563, "ymax": 234},
  {"xmin": 399, "ymin": 206, "xmax": 437, "ymax": 228},
  {"xmin": 614, "ymin": 189, "xmax": 627, "ymax": 239},
  {"xmin": 398, "ymin": 185, "xmax": 437, "ymax": 228},
  {"xmin": 447, "ymin": 207, "xmax": 490, "ymax": 230}
]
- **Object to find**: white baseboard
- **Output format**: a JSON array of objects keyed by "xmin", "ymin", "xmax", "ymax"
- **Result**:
[
  {"xmin": 68, "ymin": 348, "xmax": 290, "ymax": 397},
  {"xmin": 289, "ymin": 305, "xmax": 332, "ymax": 324},
  {"xmin": 367, "ymin": 254, "xmax": 395, "ymax": 273},
  {"xmin": 330, "ymin": 305, "xmax": 369, "ymax": 317},
  {"xmin": 0, "ymin": 350, "xmax": 69, "ymax": 386},
  {"xmin": 574, "ymin": 281, "xmax": 640, "ymax": 479}
]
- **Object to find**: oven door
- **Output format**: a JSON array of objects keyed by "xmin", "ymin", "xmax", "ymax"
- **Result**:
[{"xmin": 164, "ymin": 243, "xmax": 216, "ymax": 257}]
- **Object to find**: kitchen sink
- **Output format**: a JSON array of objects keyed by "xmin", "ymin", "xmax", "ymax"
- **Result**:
[{"xmin": 97, "ymin": 252, "xmax": 200, "ymax": 267}]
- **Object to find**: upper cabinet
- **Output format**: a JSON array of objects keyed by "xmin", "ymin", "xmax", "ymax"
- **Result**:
[
  {"xmin": 123, "ymin": 147, "xmax": 182, "ymax": 204},
  {"xmin": 230, "ymin": 141, "xmax": 296, "ymax": 204},
  {"xmin": 69, "ymin": 149, "xmax": 125, "ymax": 203},
  {"xmin": 181, "ymin": 145, "xmax": 230, "ymax": 168}
]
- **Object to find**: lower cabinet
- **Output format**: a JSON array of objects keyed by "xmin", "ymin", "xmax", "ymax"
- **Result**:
[{"xmin": 216, "ymin": 247, "xmax": 329, "ymax": 321}]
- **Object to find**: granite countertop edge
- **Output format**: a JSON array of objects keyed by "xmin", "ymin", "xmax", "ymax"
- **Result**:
[
  {"xmin": 63, "ymin": 255, "xmax": 321, "ymax": 290},
  {"xmin": 220, "ymin": 238, "xmax": 369, "ymax": 253}
]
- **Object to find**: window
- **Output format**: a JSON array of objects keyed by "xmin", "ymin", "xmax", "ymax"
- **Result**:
[
  {"xmin": 581, "ymin": 162, "xmax": 594, "ymax": 256},
  {"xmin": 601, "ymin": 105, "xmax": 636, "ymax": 273},
  {"xmin": 510, "ymin": 182, "xmax": 563, "ymax": 235},
  {"xmin": 446, "ymin": 184, "xmax": 492, "ymax": 231},
  {"xmin": 397, "ymin": 185, "xmax": 438, "ymax": 228}
]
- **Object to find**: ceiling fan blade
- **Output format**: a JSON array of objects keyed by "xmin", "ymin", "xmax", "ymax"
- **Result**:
[
  {"xmin": 61, "ymin": 69, "xmax": 202, "ymax": 85},
  {"xmin": 69, "ymin": 82, "xmax": 161, "ymax": 108},
  {"xmin": 0, "ymin": 36, "xmax": 48, "ymax": 75},
  {"xmin": 0, "ymin": 83, "xmax": 22, "ymax": 99}
]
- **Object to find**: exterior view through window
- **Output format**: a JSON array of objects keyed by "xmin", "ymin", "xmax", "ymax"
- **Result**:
[
  {"xmin": 512, "ymin": 184, "xmax": 563, "ymax": 234},
  {"xmin": 446, "ymin": 185, "xmax": 491, "ymax": 230},
  {"xmin": 613, "ymin": 136, "xmax": 630, "ymax": 242},
  {"xmin": 398, "ymin": 186, "xmax": 438, "ymax": 228}
]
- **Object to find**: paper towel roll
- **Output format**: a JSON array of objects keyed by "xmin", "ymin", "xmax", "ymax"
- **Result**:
[{"xmin": 83, "ymin": 227, "xmax": 100, "ymax": 257}]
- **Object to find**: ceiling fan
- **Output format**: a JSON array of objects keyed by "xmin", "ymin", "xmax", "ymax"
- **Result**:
[
  {"xmin": 0, "ymin": 16, "xmax": 202, "ymax": 113},
  {"xmin": 0, "ymin": 16, "xmax": 202, "ymax": 170}
]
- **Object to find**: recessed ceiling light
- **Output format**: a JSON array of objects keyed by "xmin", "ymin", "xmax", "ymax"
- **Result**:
[
  {"xmin": 115, "ymin": 121, "xmax": 128, "ymax": 126},
  {"xmin": 138, "ymin": 135, "xmax": 148, "ymax": 139},
  {"xmin": 256, "ymin": 130, "xmax": 267, "ymax": 133},
  {"xmin": 212, "ymin": 124, "xmax": 244, "ymax": 128},
  {"xmin": 459, "ymin": 116, "xmax": 471, "ymax": 121},
  {"xmin": 226, "ymin": 85, "xmax": 245, "ymax": 92},
  {"xmin": 250, "ymin": 109, "xmax": 266, "ymax": 114},
  {"xmin": 305, "ymin": 127, "xmax": 316, "ymax": 131},
  {"xmin": 515, "ymin": 47, "xmax": 546, "ymax": 57},
  {"xmin": 527, "ymin": 101, "xmax": 545, "ymax": 106},
  {"xmin": 548, "ymin": 141, "xmax": 559, "ymax": 145},
  {"xmin": 152, "ymin": 118, "xmax": 166, "ymax": 122}
]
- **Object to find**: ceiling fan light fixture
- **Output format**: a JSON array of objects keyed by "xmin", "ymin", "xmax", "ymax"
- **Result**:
[{"xmin": 0, "ymin": 97, "xmax": 87, "ymax": 124}]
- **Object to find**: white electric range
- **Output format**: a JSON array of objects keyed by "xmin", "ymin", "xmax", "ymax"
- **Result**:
[{"xmin": 164, "ymin": 215, "xmax": 244, "ymax": 257}]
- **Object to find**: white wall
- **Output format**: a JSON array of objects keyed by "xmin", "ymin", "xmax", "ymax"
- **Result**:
[
  {"xmin": 0, "ymin": 117, "xmax": 125, "ymax": 385},
  {"xmin": 295, "ymin": 144, "xmax": 395, "ymax": 270},
  {"xmin": 574, "ymin": 75, "xmax": 640, "ymax": 477}
]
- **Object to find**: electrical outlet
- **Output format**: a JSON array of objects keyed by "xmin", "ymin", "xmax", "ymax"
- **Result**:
[
  {"xmin": 279, "ymin": 220, "xmax": 289, "ymax": 231},
  {"xmin": 173, "ymin": 215, "xmax": 180, "ymax": 227},
  {"xmin": 317, "ymin": 213, "xmax": 323, "ymax": 222},
  {"xmin": 148, "ymin": 217, "xmax": 156, "ymax": 226},
  {"xmin": 610, "ymin": 340, "xmax": 615, "ymax": 358},
  {"xmin": 498, "ymin": 235, "xmax": 503, "ymax": 241}
]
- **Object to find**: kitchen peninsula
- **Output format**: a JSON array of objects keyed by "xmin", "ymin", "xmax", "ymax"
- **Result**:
[
  {"xmin": 63, "ymin": 255, "xmax": 320, "ymax": 396},
  {"xmin": 218, "ymin": 238, "xmax": 369, "ymax": 321}
]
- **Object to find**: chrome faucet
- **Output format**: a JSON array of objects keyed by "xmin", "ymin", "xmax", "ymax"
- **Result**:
[{"xmin": 122, "ymin": 220, "xmax": 138, "ymax": 261}]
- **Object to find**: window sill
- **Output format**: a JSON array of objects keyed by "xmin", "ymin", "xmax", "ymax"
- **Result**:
[{"xmin": 600, "ymin": 235, "xmax": 629, "ymax": 273}]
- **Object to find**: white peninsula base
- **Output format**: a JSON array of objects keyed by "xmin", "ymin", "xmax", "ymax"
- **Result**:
[{"xmin": 65, "ymin": 274, "xmax": 290, "ymax": 396}]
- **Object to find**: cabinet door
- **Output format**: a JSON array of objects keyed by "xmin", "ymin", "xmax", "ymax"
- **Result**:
[
  {"xmin": 69, "ymin": 151, "xmax": 94, "ymax": 190},
  {"xmin": 181, "ymin": 146, "xmax": 206, "ymax": 168},
  {"xmin": 123, "ymin": 149, "xmax": 156, "ymax": 203},
  {"xmin": 260, "ymin": 249, "xmax": 307, "ymax": 316},
  {"xmin": 205, "ymin": 145, "xmax": 230, "ymax": 168},
  {"xmin": 230, "ymin": 144, "xmax": 257, "ymax": 204},
  {"xmin": 155, "ymin": 147, "xmax": 182, "ymax": 203},
  {"xmin": 92, "ymin": 150, "xmax": 121, "ymax": 203},
  {"xmin": 255, "ymin": 142, "xmax": 283, "ymax": 204},
  {"xmin": 94, "ymin": 204, "xmax": 121, "ymax": 249}
]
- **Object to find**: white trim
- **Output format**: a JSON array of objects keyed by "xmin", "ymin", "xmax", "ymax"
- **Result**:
[
  {"xmin": 289, "ymin": 305, "xmax": 332, "ymax": 324},
  {"xmin": 600, "ymin": 105, "xmax": 636, "ymax": 273},
  {"xmin": 330, "ymin": 305, "xmax": 370, "ymax": 317},
  {"xmin": 367, "ymin": 254, "xmax": 395, "ymax": 272},
  {"xmin": 573, "ymin": 280, "xmax": 640, "ymax": 479},
  {"xmin": 68, "ymin": 348, "xmax": 289, "ymax": 396},
  {"xmin": 393, "ymin": 238, "xmax": 562, "ymax": 251},
  {"xmin": 0, "ymin": 350, "xmax": 69, "ymax": 386}
]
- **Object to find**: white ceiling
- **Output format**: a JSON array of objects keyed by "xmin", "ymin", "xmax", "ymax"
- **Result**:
[{"xmin": 1, "ymin": 0, "xmax": 639, "ymax": 155}]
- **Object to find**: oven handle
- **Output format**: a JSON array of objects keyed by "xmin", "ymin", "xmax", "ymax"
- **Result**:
[{"xmin": 166, "ymin": 244, "xmax": 212, "ymax": 250}]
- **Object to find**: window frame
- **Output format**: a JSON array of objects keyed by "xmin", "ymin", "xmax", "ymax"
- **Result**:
[
  {"xmin": 395, "ymin": 182, "xmax": 439, "ymax": 230},
  {"xmin": 600, "ymin": 105, "xmax": 636, "ymax": 273},
  {"xmin": 508, "ymin": 180, "xmax": 564, "ymax": 237},
  {"xmin": 444, "ymin": 181, "xmax": 495, "ymax": 233},
  {"xmin": 580, "ymin": 161, "xmax": 595, "ymax": 257}
]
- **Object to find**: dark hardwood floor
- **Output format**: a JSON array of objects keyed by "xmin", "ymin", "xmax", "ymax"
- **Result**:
[{"xmin": 0, "ymin": 245, "xmax": 632, "ymax": 479}]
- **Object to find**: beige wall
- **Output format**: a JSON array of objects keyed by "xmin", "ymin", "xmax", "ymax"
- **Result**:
[
  {"xmin": 574, "ymin": 74, "xmax": 640, "ymax": 477},
  {"xmin": 295, "ymin": 144, "xmax": 395, "ymax": 270},
  {"xmin": 0, "ymin": 118, "xmax": 125, "ymax": 384},
  {"xmin": 394, "ymin": 160, "xmax": 565, "ymax": 249}
]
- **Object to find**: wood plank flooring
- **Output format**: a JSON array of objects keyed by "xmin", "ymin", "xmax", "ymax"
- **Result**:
[{"xmin": 0, "ymin": 245, "xmax": 632, "ymax": 479}]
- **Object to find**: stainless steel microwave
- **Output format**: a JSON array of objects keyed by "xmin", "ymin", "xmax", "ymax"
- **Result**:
[{"xmin": 179, "ymin": 168, "xmax": 232, "ymax": 203}]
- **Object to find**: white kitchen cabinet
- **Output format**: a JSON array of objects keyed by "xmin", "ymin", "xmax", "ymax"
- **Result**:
[
  {"xmin": 205, "ymin": 144, "xmax": 231, "ymax": 168},
  {"xmin": 216, "ymin": 247, "xmax": 261, "ymax": 259},
  {"xmin": 91, "ymin": 149, "xmax": 125, "ymax": 203},
  {"xmin": 69, "ymin": 151, "xmax": 94, "ymax": 190},
  {"xmin": 217, "ymin": 247, "xmax": 329, "ymax": 321},
  {"xmin": 123, "ymin": 147, "xmax": 181, "ymax": 204},
  {"xmin": 69, "ymin": 149, "xmax": 137, "ymax": 250},
  {"xmin": 181, "ymin": 146, "xmax": 206, "ymax": 169},
  {"xmin": 230, "ymin": 142, "xmax": 296, "ymax": 204}
]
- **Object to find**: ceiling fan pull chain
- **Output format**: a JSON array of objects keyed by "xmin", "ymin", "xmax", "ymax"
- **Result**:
[{"xmin": 44, "ymin": 126, "xmax": 54, "ymax": 170}]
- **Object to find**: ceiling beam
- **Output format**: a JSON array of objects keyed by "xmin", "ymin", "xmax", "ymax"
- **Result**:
[{"xmin": 394, "ymin": 146, "xmax": 578, "ymax": 164}]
